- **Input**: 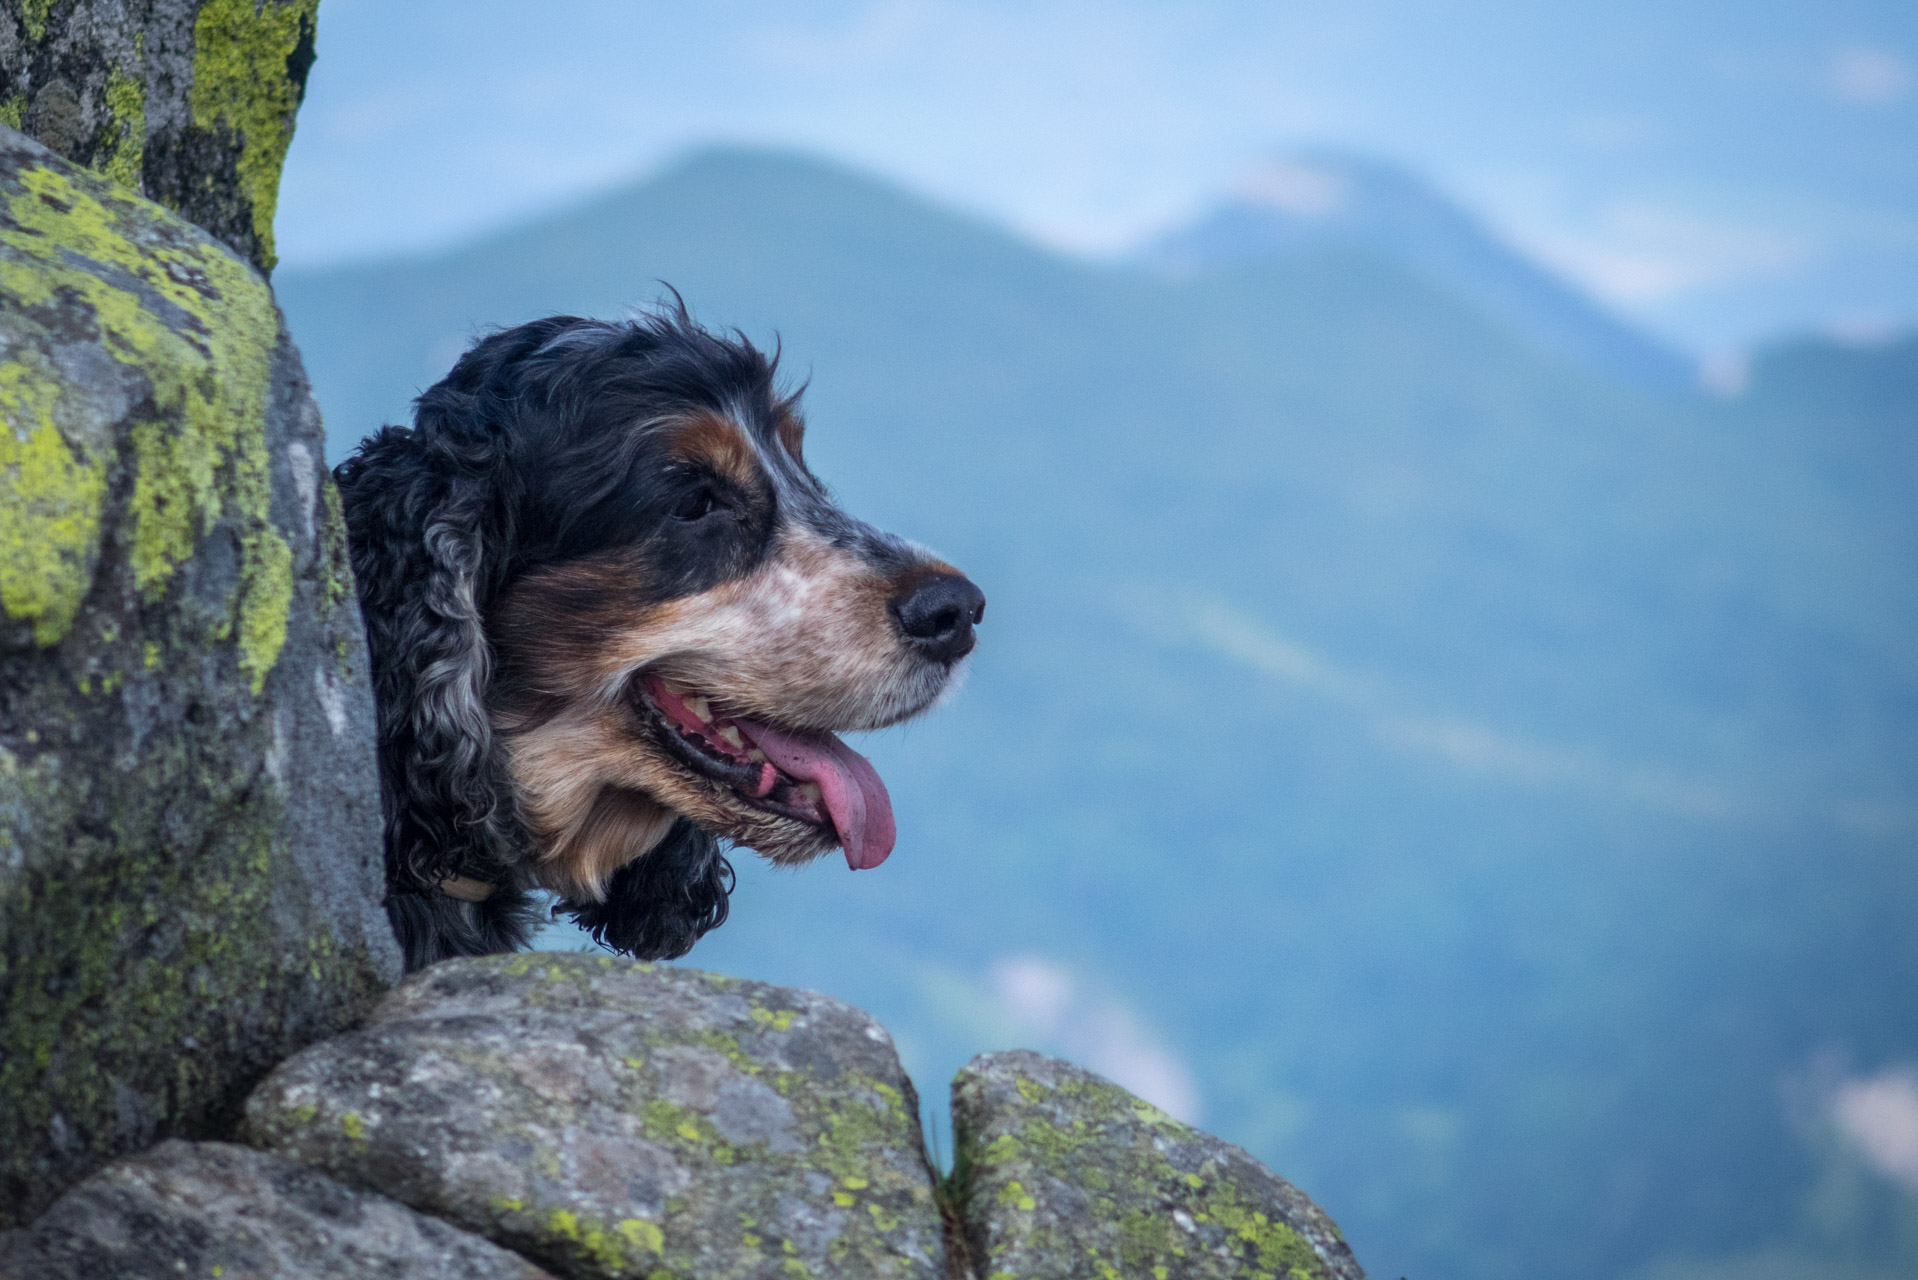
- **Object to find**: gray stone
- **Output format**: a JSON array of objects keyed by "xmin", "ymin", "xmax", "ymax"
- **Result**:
[
  {"xmin": 0, "ymin": 1140, "xmax": 555, "ymax": 1279},
  {"xmin": 243, "ymin": 954, "xmax": 948, "ymax": 1280},
  {"xmin": 0, "ymin": 0, "xmax": 320, "ymax": 273},
  {"xmin": 0, "ymin": 125, "xmax": 397, "ymax": 1226},
  {"xmin": 952, "ymin": 1050, "xmax": 1366, "ymax": 1280}
]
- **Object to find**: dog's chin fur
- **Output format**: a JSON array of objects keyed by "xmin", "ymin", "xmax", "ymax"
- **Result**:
[{"xmin": 335, "ymin": 305, "xmax": 980, "ymax": 971}]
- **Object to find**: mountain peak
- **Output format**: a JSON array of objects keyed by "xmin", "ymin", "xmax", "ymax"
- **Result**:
[
  {"xmin": 1232, "ymin": 156, "xmax": 1354, "ymax": 218},
  {"xmin": 1140, "ymin": 150, "xmax": 1697, "ymax": 392}
]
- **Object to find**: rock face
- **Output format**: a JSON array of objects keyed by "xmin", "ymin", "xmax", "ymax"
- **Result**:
[
  {"xmin": 0, "ymin": 124, "xmax": 397, "ymax": 1226},
  {"xmin": 244, "ymin": 954, "xmax": 949, "ymax": 1280},
  {"xmin": 0, "ymin": 1140, "xmax": 556, "ymax": 1280},
  {"xmin": 3, "ymin": 941, "xmax": 1370, "ymax": 1276},
  {"xmin": 0, "ymin": 0, "xmax": 319, "ymax": 273},
  {"xmin": 953, "ymin": 1050, "xmax": 1365, "ymax": 1280}
]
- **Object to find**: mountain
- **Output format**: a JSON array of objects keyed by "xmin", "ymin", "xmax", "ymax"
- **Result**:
[
  {"xmin": 1137, "ymin": 151, "xmax": 1698, "ymax": 391},
  {"xmin": 274, "ymin": 148, "xmax": 1918, "ymax": 1280},
  {"xmin": 1741, "ymin": 332, "xmax": 1918, "ymax": 486}
]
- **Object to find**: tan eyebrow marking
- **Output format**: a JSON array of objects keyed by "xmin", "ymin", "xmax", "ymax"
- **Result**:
[{"xmin": 666, "ymin": 409, "xmax": 762, "ymax": 489}]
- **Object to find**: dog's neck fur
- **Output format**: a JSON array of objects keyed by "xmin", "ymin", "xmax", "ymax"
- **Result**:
[{"xmin": 540, "ymin": 785, "xmax": 680, "ymax": 900}]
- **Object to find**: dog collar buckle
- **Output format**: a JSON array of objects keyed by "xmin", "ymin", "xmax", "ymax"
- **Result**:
[{"xmin": 438, "ymin": 875, "xmax": 496, "ymax": 902}]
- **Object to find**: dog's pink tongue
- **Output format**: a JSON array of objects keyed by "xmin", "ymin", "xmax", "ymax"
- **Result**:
[{"xmin": 734, "ymin": 721, "xmax": 896, "ymax": 869}]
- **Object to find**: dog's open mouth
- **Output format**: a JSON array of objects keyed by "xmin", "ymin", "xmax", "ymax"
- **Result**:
[{"xmin": 638, "ymin": 674, "xmax": 896, "ymax": 869}]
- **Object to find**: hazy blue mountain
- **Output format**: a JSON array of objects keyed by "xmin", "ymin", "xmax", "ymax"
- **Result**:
[
  {"xmin": 1741, "ymin": 333, "xmax": 1918, "ymax": 488},
  {"xmin": 1137, "ymin": 151, "xmax": 1698, "ymax": 392},
  {"xmin": 276, "ymin": 148, "xmax": 1918, "ymax": 1280}
]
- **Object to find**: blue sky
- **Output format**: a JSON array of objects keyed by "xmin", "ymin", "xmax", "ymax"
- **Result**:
[{"xmin": 278, "ymin": 0, "xmax": 1918, "ymax": 353}]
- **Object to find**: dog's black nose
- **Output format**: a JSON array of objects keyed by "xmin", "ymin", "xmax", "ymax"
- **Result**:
[{"xmin": 892, "ymin": 571, "xmax": 985, "ymax": 663}]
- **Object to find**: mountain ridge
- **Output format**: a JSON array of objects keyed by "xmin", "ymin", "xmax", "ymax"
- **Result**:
[{"xmin": 1135, "ymin": 149, "xmax": 1698, "ymax": 391}]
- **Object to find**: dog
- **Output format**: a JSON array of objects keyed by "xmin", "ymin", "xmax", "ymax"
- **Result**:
[{"xmin": 334, "ymin": 306, "xmax": 984, "ymax": 971}]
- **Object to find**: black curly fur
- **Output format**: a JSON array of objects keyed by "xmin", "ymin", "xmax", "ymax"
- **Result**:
[
  {"xmin": 563, "ymin": 819, "xmax": 735, "ymax": 960},
  {"xmin": 334, "ymin": 306, "xmax": 786, "ymax": 971}
]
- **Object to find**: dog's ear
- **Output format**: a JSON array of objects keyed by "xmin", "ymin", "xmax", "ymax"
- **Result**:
[
  {"xmin": 336, "ymin": 320, "xmax": 584, "ymax": 894},
  {"xmin": 562, "ymin": 820, "xmax": 735, "ymax": 960}
]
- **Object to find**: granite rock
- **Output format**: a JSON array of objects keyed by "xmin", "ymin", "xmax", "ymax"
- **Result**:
[
  {"xmin": 0, "ymin": 1139, "xmax": 554, "ymax": 1279},
  {"xmin": 0, "ymin": 124, "xmax": 396, "ymax": 1225},
  {"xmin": 0, "ymin": 0, "xmax": 320, "ymax": 273},
  {"xmin": 244, "ymin": 953, "xmax": 948, "ymax": 1280},
  {"xmin": 952, "ymin": 1050, "xmax": 1365, "ymax": 1280}
]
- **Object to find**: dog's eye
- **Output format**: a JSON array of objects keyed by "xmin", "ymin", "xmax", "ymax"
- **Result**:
[{"xmin": 671, "ymin": 486, "xmax": 722, "ymax": 522}]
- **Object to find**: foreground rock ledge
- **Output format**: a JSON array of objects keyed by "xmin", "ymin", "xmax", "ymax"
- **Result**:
[
  {"xmin": 244, "ymin": 954, "xmax": 947, "ymax": 1280},
  {"xmin": 0, "ymin": 1140, "xmax": 554, "ymax": 1280},
  {"xmin": 953, "ymin": 1050, "xmax": 1365, "ymax": 1280}
]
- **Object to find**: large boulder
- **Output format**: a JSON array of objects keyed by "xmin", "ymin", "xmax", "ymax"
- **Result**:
[
  {"xmin": 0, "ymin": 124, "xmax": 396, "ymax": 1226},
  {"xmin": 953, "ymin": 1050, "xmax": 1366, "ymax": 1280},
  {"xmin": 0, "ymin": 0, "xmax": 319, "ymax": 273},
  {"xmin": 243, "ymin": 954, "xmax": 949, "ymax": 1280},
  {"xmin": 0, "ymin": 1140, "xmax": 555, "ymax": 1279}
]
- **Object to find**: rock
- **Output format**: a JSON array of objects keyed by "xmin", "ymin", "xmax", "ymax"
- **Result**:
[
  {"xmin": 952, "ymin": 1050, "xmax": 1366, "ymax": 1280},
  {"xmin": 0, "ymin": 124, "xmax": 397, "ymax": 1226},
  {"xmin": 0, "ymin": 1139, "xmax": 555, "ymax": 1279},
  {"xmin": 0, "ymin": 0, "xmax": 319, "ymax": 273},
  {"xmin": 243, "ymin": 954, "xmax": 948, "ymax": 1280}
]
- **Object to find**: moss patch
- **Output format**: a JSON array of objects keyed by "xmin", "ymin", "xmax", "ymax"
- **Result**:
[
  {"xmin": 0, "ymin": 354, "xmax": 107, "ymax": 645},
  {"xmin": 95, "ymin": 67, "xmax": 147, "ymax": 192},
  {"xmin": 20, "ymin": 0, "xmax": 53, "ymax": 42},
  {"xmin": 1, "ymin": 156, "xmax": 292, "ymax": 683},
  {"xmin": 188, "ymin": 0, "xmax": 319, "ymax": 271}
]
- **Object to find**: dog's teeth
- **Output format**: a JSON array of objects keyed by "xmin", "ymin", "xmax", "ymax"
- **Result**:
[
  {"xmin": 717, "ymin": 725, "xmax": 744, "ymax": 749},
  {"xmin": 684, "ymin": 696, "xmax": 712, "ymax": 722},
  {"xmin": 746, "ymin": 748, "xmax": 767, "ymax": 763},
  {"xmin": 798, "ymin": 782, "xmax": 823, "ymax": 804}
]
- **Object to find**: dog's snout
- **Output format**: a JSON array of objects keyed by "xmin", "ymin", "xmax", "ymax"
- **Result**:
[{"xmin": 891, "ymin": 571, "xmax": 985, "ymax": 663}]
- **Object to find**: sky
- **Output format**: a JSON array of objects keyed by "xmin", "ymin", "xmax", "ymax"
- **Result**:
[{"xmin": 278, "ymin": 0, "xmax": 1918, "ymax": 354}]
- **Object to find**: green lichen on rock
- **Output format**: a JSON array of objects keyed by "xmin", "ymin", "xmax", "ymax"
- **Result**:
[
  {"xmin": 187, "ymin": 0, "xmax": 318, "ymax": 270},
  {"xmin": 2, "ymin": 155, "xmax": 294, "ymax": 678},
  {"xmin": 1, "ymin": 0, "xmax": 318, "ymax": 274},
  {"xmin": 95, "ymin": 66, "xmax": 145, "ymax": 190},
  {"xmin": 244, "ymin": 956, "xmax": 948, "ymax": 1280},
  {"xmin": 0, "ymin": 127, "xmax": 395, "ymax": 1228},
  {"xmin": 236, "ymin": 520, "xmax": 293, "ymax": 691},
  {"xmin": 0, "ymin": 1141, "xmax": 559, "ymax": 1279},
  {"xmin": 0, "ymin": 353, "xmax": 108, "ymax": 645},
  {"xmin": 20, "ymin": 0, "xmax": 55, "ymax": 42},
  {"xmin": 952, "ymin": 1051, "xmax": 1367, "ymax": 1280}
]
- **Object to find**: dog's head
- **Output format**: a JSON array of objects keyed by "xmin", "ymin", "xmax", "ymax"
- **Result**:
[{"xmin": 337, "ymin": 308, "xmax": 980, "ymax": 957}]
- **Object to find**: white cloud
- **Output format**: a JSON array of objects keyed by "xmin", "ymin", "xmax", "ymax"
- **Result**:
[
  {"xmin": 1832, "ymin": 1068, "xmax": 1918, "ymax": 1191},
  {"xmin": 1829, "ymin": 47, "xmax": 1912, "ymax": 106},
  {"xmin": 1177, "ymin": 598, "xmax": 1741, "ymax": 820},
  {"xmin": 1169, "ymin": 596, "xmax": 1918, "ymax": 834},
  {"xmin": 1697, "ymin": 349, "xmax": 1751, "ymax": 397},
  {"xmin": 989, "ymin": 955, "xmax": 1204, "ymax": 1123},
  {"xmin": 1505, "ymin": 202, "xmax": 1810, "ymax": 305},
  {"xmin": 1235, "ymin": 158, "xmax": 1350, "ymax": 218},
  {"xmin": 1376, "ymin": 713, "xmax": 1738, "ymax": 818}
]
